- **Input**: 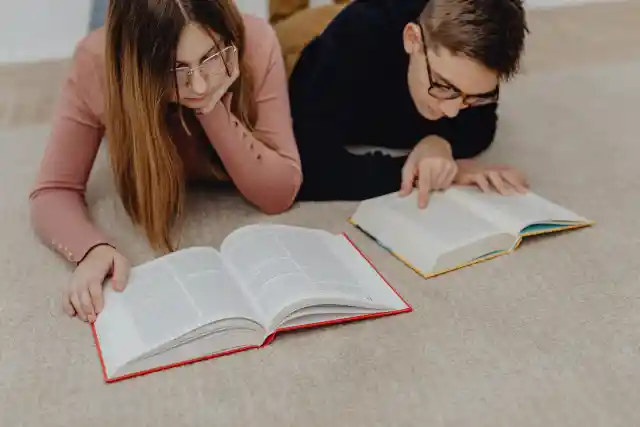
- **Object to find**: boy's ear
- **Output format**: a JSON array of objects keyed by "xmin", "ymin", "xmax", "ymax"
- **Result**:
[{"xmin": 402, "ymin": 22, "xmax": 422, "ymax": 54}]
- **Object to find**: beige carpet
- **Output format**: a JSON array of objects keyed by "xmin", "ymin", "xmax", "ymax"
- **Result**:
[{"xmin": 2, "ymin": 3, "xmax": 640, "ymax": 426}]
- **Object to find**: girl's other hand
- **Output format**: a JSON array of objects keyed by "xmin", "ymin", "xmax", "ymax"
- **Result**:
[
  {"xmin": 195, "ymin": 46, "xmax": 240, "ymax": 115},
  {"xmin": 63, "ymin": 245, "xmax": 130, "ymax": 323}
]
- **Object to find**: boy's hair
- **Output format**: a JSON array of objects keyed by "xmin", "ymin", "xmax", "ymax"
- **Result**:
[{"xmin": 420, "ymin": 0, "xmax": 528, "ymax": 80}]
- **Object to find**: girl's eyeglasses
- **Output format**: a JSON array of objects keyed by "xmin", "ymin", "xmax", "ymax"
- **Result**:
[{"xmin": 172, "ymin": 45, "xmax": 237, "ymax": 89}]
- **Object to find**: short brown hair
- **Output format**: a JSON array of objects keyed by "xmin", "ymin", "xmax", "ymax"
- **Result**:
[{"xmin": 420, "ymin": 0, "xmax": 528, "ymax": 80}]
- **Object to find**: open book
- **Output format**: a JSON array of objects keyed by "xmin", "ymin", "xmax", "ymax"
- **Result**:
[
  {"xmin": 349, "ymin": 186, "xmax": 593, "ymax": 278},
  {"xmin": 91, "ymin": 224, "xmax": 411, "ymax": 383}
]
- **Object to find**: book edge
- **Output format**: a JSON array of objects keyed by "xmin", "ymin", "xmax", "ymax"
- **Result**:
[
  {"xmin": 347, "ymin": 217, "xmax": 511, "ymax": 279},
  {"xmin": 519, "ymin": 221, "xmax": 594, "ymax": 238},
  {"xmin": 342, "ymin": 232, "xmax": 412, "ymax": 310},
  {"xmin": 89, "ymin": 232, "xmax": 413, "ymax": 383},
  {"xmin": 271, "ymin": 232, "xmax": 413, "ymax": 335},
  {"xmin": 90, "ymin": 323, "xmax": 263, "ymax": 384},
  {"xmin": 348, "ymin": 217, "xmax": 594, "ymax": 280}
]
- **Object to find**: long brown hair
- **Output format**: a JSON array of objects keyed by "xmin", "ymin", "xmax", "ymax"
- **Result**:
[{"xmin": 105, "ymin": 0, "xmax": 256, "ymax": 253}]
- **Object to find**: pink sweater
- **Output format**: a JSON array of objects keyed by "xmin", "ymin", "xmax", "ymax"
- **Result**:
[{"xmin": 29, "ymin": 15, "xmax": 302, "ymax": 264}]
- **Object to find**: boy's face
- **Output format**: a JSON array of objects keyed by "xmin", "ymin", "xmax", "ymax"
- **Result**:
[{"xmin": 402, "ymin": 22, "xmax": 500, "ymax": 121}]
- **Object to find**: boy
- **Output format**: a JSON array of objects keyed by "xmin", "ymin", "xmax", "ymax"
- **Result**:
[{"xmin": 286, "ymin": 0, "xmax": 530, "ymax": 207}]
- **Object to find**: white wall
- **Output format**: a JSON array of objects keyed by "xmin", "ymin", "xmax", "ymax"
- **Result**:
[
  {"xmin": 234, "ymin": 0, "xmax": 269, "ymax": 18},
  {"xmin": 0, "ymin": 0, "xmax": 91, "ymax": 64},
  {"xmin": 0, "ymin": 0, "xmax": 624, "ymax": 64},
  {"xmin": 525, "ymin": 0, "xmax": 622, "ymax": 7},
  {"xmin": 0, "ymin": 0, "xmax": 270, "ymax": 65}
]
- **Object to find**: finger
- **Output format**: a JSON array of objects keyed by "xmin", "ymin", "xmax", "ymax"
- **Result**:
[
  {"xmin": 443, "ymin": 162, "xmax": 458, "ymax": 188},
  {"xmin": 80, "ymin": 288, "xmax": 96, "ymax": 323},
  {"xmin": 501, "ymin": 170, "xmax": 528, "ymax": 193},
  {"xmin": 70, "ymin": 292, "xmax": 87, "ymax": 322},
  {"xmin": 111, "ymin": 256, "xmax": 130, "ymax": 292},
  {"xmin": 432, "ymin": 162, "xmax": 450, "ymax": 190},
  {"xmin": 400, "ymin": 162, "xmax": 417, "ymax": 196},
  {"xmin": 487, "ymin": 171, "xmax": 511, "ymax": 195},
  {"xmin": 473, "ymin": 174, "xmax": 492, "ymax": 193},
  {"xmin": 88, "ymin": 279, "xmax": 104, "ymax": 315},
  {"xmin": 62, "ymin": 292, "xmax": 76, "ymax": 317},
  {"xmin": 453, "ymin": 171, "xmax": 471, "ymax": 185},
  {"xmin": 513, "ymin": 169, "xmax": 530, "ymax": 188},
  {"xmin": 417, "ymin": 166, "xmax": 432, "ymax": 208}
]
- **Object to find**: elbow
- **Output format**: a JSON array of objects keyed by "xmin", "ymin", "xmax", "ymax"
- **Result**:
[
  {"xmin": 456, "ymin": 141, "xmax": 493, "ymax": 159},
  {"xmin": 450, "ymin": 104, "xmax": 498, "ymax": 159},
  {"xmin": 27, "ymin": 189, "xmax": 50, "ymax": 244},
  {"xmin": 28, "ymin": 187, "xmax": 45, "ymax": 225},
  {"xmin": 253, "ymin": 169, "xmax": 303, "ymax": 215},
  {"xmin": 451, "ymin": 131, "xmax": 496, "ymax": 160}
]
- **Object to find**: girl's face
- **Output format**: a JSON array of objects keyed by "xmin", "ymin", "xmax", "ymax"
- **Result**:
[{"xmin": 172, "ymin": 23, "xmax": 236, "ymax": 110}]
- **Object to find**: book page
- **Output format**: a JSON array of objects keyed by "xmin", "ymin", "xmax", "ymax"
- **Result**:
[
  {"xmin": 444, "ymin": 187, "xmax": 588, "ymax": 235},
  {"xmin": 93, "ymin": 247, "xmax": 262, "ymax": 378},
  {"xmin": 351, "ymin": 191, "xmax": 510, "ymax": 274},
  {"xmin": 219, "ymin": 225, "xmax": 406, "ymax": 327}
]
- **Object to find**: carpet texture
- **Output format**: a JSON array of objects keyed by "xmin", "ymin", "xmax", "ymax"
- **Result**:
[{"xmin": 2, "ymin": 3, "xmax": 640, "ymax": 426}]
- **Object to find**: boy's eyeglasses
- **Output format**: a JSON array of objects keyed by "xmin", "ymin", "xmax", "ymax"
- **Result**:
[
  {"xmin": 172, "ymin": 45, "xmax": 236, "ymax": 89},
  {"xmin": 415, "ymin": 22, "xmax": 499, "ymax": 107}
]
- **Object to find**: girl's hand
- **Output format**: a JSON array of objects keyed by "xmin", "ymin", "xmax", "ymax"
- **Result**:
[
  {"xmin": 195, "ymin": 47, "xmax": 240, "ymax": 115},
  {"xmin": 454, "ymin": 159, "xmax": 529, "ymax": 195},
  {"xmin": 63, "ymin": 244, "xmax": 130, "ymax": 323}
]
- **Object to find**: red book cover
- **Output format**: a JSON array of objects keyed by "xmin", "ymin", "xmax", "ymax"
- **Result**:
[{"xmin": 90, "ymin": 233, "xmax": 412, "ymax": 383}]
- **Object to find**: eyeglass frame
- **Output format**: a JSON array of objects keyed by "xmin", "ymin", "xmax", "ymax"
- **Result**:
[
  {"xmin": 171, "ymin": 44, "xmax": 237, "ymax": 89},
  {"xmin": 413, "ymin": 20, "xmax": 499, "ymax": 107}
]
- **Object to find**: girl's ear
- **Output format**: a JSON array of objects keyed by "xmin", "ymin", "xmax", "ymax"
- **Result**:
[{"xmin": 402, "ymin": 22, "xmax": 422, "ymax": 55}]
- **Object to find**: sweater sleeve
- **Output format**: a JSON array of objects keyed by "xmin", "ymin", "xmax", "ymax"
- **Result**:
[
  {"xmin": 28, "ymin": 45, "xmax": 112, "ymax": 264},
  {"xmin": 196, "ymin": 25, "xmax": 302, "ymax": 214},
  {"xmin": 288, "ymin": 4, "xmax": 407, "ymax": 202},
  {"xmin": 435, "ymin": 102, "xmax": 498, "ymax": 159}
]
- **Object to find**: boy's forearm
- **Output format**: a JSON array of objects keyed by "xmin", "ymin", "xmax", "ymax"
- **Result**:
[{"xmin": 417, "ymin": 135, "xmax": 454, "ymax": 157}]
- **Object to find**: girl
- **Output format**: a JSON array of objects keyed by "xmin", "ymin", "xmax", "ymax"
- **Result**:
[{"xmin": 29, "ymin": 0, "xmax": 302, "ymax": 322}]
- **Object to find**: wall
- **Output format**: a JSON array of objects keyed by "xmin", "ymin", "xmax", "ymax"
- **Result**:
[
  {"xmin": 0, "ymin": 0, "xmax": 270, "ymax": 65},
  {"xmin": 525, "ymin": 0, "xmax": 622, "ymax": 7},
  {"xmin": 0, "ymin": 0, "xmax": 91, "ymax": 64},
  {"xmin": 234, "ymin": 0, "xmax": 269, "ymax": 18},
  {"xmin": 0, "ymin": 0, "xmax": 623, "ymax": 64}
]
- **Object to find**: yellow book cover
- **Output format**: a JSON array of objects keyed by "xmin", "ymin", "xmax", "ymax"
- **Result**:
[{"xmin": 348, "ymin": 187, "xmax": 594, "ymax": 279}]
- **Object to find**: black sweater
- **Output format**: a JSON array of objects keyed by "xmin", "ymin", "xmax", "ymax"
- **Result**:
[{"xmin": 288, "ymin": 0, "xmax": 498, "ymax": 201}]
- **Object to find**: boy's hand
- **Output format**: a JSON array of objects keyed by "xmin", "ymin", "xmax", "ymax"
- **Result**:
[
  {"xmin": 454, "ymin": 159, "xmax": 529, "ymax": 194},
  {"xmin": 400, "ymin": 135, "xmax": 458, "ymax": 208}
]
